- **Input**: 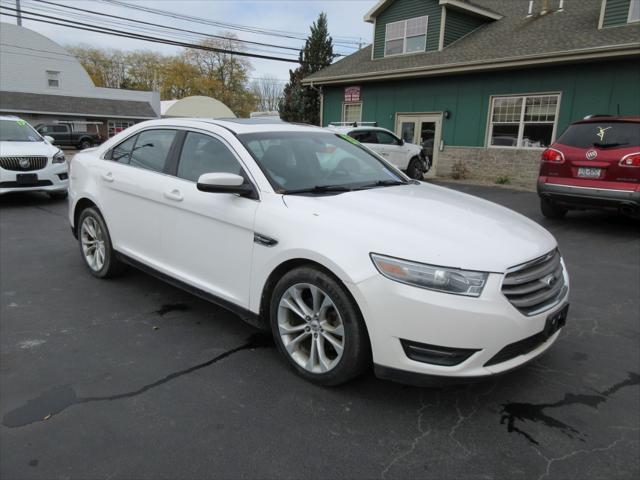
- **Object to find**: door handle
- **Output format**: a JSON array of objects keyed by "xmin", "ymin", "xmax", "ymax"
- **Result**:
[
  {"xmin": 164, "ymin": 189, "xmax": 183, "ymax": 202},
  {"xmin": 101, "ymin": 172, "xmax": 114, "ymax": 182}
]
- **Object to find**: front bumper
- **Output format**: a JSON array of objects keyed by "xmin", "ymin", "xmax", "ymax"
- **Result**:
[
  {"xmin": 538, "ymin": 178, "xmax": 640, "ymax": 210},
  {"xmin": 349, "ymin": 268, "xmax": 569, "ymax": 382},
  {"xmin": 0, "ymin": 163, "xmax": 68, "ymax": 195}
]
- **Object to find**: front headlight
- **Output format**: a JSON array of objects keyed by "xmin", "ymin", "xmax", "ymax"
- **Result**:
[
  {"xmin": 52, "ymin": 150, "xmax": 65, "ymax": 164},
  {"xmin": 370, "ymin": 253, "xmax": 488, "ymax": 297}
]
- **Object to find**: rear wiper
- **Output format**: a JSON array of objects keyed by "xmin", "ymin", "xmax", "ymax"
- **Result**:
[
  {"xmin": 354, "ymin": 179, "xmax": 409, "ymax": 190},
  {"xmin": 282, "ymin": 185, "xmax": 353, "ymax": 195},
  {"xmin": 593, "ymin": 142, "xmax": 628, "ymax": 148}
]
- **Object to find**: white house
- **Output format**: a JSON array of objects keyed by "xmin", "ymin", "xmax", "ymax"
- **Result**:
[{"xmin": 0, "ymin": 22, "xmax": 160, "ymax": 138}]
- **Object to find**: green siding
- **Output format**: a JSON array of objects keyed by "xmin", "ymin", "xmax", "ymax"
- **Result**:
[
  {"xmin": 322, "ymin": 59, "xmax": 640, "ymax": 147},
  {"xmin": 602, "ymin": 0, "xmax": 632, "ymax": 27},
  {"xmin": 373, "ymin": 0, "xmax": 442, "ymax": 59},
  {"xmin": 443, "ymin": 9, "xmax": 487, "ymax": 47}
]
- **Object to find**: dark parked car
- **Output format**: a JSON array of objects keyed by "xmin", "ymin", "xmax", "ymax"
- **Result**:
[
  {"xmin": 537, "ymin": 116, "xmax": 640, "ymax": 219},
  {"xmin": 35, "ymin": 123, "xmax": 101, "ymax": 150}
]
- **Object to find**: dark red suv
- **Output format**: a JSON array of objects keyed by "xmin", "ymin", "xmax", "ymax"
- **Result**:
[{"xmin": 537, "ymin": 116, "xmax": 640, "ymax": 219}]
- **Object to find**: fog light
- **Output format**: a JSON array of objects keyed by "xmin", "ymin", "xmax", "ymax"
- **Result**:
[{"xmin": 400, "ymin": 339, "xmax": 479, "ymax": 366}]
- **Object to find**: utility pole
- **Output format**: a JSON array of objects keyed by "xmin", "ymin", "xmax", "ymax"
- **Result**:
[{"xmin": 16, "ymin": 0, "xmax": 22, "ymax": 26}]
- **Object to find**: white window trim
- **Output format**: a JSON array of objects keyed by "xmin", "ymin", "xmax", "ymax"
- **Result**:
[
  {"xmin": 46, "ymin": 70, "xmax": 60, "ymax": 89},
  {"xmin": 628, "ymin": 0, "xmax": 640, "ymax": 23},
  {"xmin": 486, "ymin": 93, "xmax": 562, "ymax": 150},
  {"xmin": 342, "ymin": 102, "xmax": 363, "ymax": 124},
  {"xmin": 384, "ymin": 16, "xmax": 428, "ymax": 57}
]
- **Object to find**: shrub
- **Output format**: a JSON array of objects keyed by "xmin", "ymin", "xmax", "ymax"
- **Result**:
[{"xmin": 495, "ymin": 175, "xmax": 511, "ymax": 185}]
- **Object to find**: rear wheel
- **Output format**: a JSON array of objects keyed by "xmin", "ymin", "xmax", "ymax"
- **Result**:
[
  {"xmin": 270, "ymin": 266, "xmax": 370, "ymax": 386},
  {"xmin": 406, "ymin": 157, "xmax": 424, "ymax": 180},
  {"xmin": 79, "ymin": 139, "xmax": 92, "ymax": 150},
  {"xmin": 540, "ymin": 197, "xmax": 568, "ymax": 219},
  {"xmin": 77, "ymin": 207, "xmax": 124, "ymax": 278}
]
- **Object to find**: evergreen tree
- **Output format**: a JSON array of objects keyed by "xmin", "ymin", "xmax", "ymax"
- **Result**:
[{"xmin": 280, "ymin": 13, "xmax": 334, "ymax": 125}]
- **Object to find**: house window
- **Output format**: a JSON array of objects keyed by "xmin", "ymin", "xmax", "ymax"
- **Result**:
[
  {"xmin": 488, "ymin": 94, "xmax": 560, "ymax": 149},
  {"xmin": 108, "ymin": 120, "xmax": 136, "ymax": 138},
  {"xmin": 342, "ymin": 103, "xmax": 362, "ymax": 124},
  {"xmin": 384, "ymin": 16, "xmax": 428, "ymax": 56},
  {"xmin": 46, "ymin": 71, "xmax": 60, "ymax": 88},
  {"xmin": 629, "ymin": 0, "xmax": 640, "ymax": 23}
]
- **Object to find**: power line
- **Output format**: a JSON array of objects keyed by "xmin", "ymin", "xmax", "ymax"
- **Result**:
[
  {"xmin": 0, "ymin": 7, "xmax": 301, "ymax": 63},
  {"xmin": 31, "ymin": 0, "xmax": 304, "ymax": 54},
  {"xmin": 97, "ymin": 0, "xmax": 362, "ymax": 48}
]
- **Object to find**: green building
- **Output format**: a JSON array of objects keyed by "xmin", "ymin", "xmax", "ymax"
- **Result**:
[{"xmin": 304, "ymin": 0, "xmax": 640, "ymax": 186}]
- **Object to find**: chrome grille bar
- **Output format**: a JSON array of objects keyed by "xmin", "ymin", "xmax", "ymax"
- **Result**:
[{"xmin": 0, "ymin": 156, "xmax": 49, "ymax": 171}]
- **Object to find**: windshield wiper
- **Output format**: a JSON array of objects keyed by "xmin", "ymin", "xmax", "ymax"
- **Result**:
[
  {"xmin": 593, "ymin": 142, "xmax": 628, "ymax": 148},
  {"xmin": 282, "ymin": 185, "xmax": 354, "ymax": 195},
  {"xmin": 354, "ymin": 179, "xmax": 409, "ymax": 190}
]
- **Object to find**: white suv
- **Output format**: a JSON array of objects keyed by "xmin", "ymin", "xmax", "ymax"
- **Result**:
[
  {"xmin": 69, "ymin": 118, "xmax": 569, "ymax": 386},
  {"xmin": 328, "ymin": 124, "xmax": 429, "ymax": 179},
  {"xmin": 0, "ymin": 116, "xmax": 68, "ymax": 198}
]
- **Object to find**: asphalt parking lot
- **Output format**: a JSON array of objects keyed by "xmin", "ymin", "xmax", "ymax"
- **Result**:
[{"xmin": 1, "ymin": 182, "xmax": 638, "ymax": 480}]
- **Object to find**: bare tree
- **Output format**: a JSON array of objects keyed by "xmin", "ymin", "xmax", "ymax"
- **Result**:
[{"xmin": 251, "ymin": 75, "xmax": 284, "ymax": 112}]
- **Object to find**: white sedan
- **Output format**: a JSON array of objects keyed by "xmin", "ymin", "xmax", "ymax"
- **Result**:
[{"xmin": 68, "ymin": 118, "xmax": 569, "ymax": 386}]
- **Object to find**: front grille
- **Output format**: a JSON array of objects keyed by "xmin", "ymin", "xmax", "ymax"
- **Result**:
[
  {"xmin": 502, "ymin": 250, "xmax": 567, "ymax": 316},
  {"xmin": 0, "ymin": 156, "xmax": 48, "ymax": 171}
]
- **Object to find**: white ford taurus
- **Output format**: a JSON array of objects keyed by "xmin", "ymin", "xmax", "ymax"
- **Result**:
[{"xmin": 68, "ymin": 118, "xmax": 570, "ymax": 386}]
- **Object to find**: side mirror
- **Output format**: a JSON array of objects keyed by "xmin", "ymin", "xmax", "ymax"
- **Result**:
[
  {"xmin": 196, "ymin": 172, "xmax": 256, "ymax": 198},
  {"xmin": 44, "ymin": 135, "xmax": 55, "ymax": 144},
  {"xmin": 398, "ymin": 138, "xmax": 405, "ymax": 146}
]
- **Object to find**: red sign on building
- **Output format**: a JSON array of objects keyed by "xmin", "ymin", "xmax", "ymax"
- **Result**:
[{"xmin": 344, "ymin": 86, "xmax": 361, "ymax": 102}]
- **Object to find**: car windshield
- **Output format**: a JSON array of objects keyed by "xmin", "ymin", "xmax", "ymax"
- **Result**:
[
  {"xmin": 556, "ymin": 122, "xmax": 640, "ymax": 149},
  {"xmin": 0, "ymin": 119, "xmax": 43, "ymax": 142},
  {"xmin": 239, "ymin": 131, "xmax": 406, "ymax": 193}
]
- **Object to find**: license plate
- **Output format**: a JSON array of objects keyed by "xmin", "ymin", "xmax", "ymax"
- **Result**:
[
  {"xmin": 544, "ymin": 304, "xmax": 569, "ymax": 339},
  {"xmin": 577, "ymin": 167, "xmax": 601, "ymax": 178},
  {"xmin": 16, "ymin": 173, "xmax": 38, "ymax": 185}
]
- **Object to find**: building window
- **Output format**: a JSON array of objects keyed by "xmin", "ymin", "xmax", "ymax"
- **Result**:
[
  {"xmin": 342, "ymin": 103, "xmax": 362, "ymax": 124},
  {"xmin": 108, "ymin": 120, "xmax": 136, "ymax": 138},
  {"xmin": 488, "ymin": 94, "xmax": 560, "ymax": 149},
  {"xmin": 46, "ymin": 71, "xmax": 60, "ymax": 88},
  {"xmin": 384, "ymin": 16, "xmax": 428, "ymax": 56},
  {"xmin": 629, "ymin": 0, "xmax": 640, "ymax": 23}
]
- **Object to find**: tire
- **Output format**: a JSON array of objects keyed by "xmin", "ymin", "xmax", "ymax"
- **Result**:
[
  {"xmin": 77, "ymin": 207, "xmax": 125, "ymax": 278},
  {"xmin": 79, "ymin": 139, "xmax": 92, "ymax": 150},
  {"xmin": 540, "ymin": 197, "xmax": 568, "ymax": 219},
  {"xmin": 48, "ymin": 190, "xmax": 68, "ymax": 200},
  {"xmin": 406, "ymin": 157, "xmax": 424, "ymax": 180},
  {"xmin": 269, "ymin": 266, "xmax": 370, "ymax": 386}
]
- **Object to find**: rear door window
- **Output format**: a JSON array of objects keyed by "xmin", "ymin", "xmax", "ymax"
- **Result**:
[
  {"xmin": 129, "ymin": 129, "xmax": 178, "ymax": 172},
  {"xmin": 557, "ymin": 122, "xmax": 640, "ymax": 149},
  {"xmin": 350, "ymin": 130, "xmax": 378, "ymax": 144}
]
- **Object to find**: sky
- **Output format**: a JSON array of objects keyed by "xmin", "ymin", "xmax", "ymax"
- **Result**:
[{"xmin": 0, "ymin": 0, "xmax": 377, "ymax": 85}]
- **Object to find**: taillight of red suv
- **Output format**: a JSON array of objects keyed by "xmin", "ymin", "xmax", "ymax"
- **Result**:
[
  {"xmin": 619, "ymin": 152, "xmax": 640, "ymax": 167},
  {"xmin": 541, "ymin": 148, "xmax": 565, "ymax": 163}
]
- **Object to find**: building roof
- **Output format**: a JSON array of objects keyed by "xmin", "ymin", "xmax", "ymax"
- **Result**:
[
  {"xmin": 364, "ymin": 0, "xmax": 502, "ymax": 22},
  {"xmin": 304, "ymin": 0, "xmax": 640, "ymax": 85},
  {"xmin": 161, "ymin": 96, "xmax": 235, "ymax": 118},
  {"xmin": 0, "ymin": 91, "xmax": 157, "ymax": 119}
]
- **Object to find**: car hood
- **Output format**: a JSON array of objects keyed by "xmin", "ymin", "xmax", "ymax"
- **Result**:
[
  {"xmin": 282, "ymin": 183, "xmax": 557, "ymax": 273},
  {"xmin": 0, "ymin": 141, "xmax": 59, "ymax": 157}
]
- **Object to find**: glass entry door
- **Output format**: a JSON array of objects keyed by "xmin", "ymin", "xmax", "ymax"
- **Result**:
[{"xmin": 396, "ymin": 114, "xmax": 442, "ymax": 178}]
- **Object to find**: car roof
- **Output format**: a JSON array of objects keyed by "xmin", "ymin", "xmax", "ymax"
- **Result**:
[
  {"xmin": 574, "ymin": 115, "xmax": 640, "ymax": 124},
  {"xmin": 132, "ymin": 117, "xmax": 328, "ymax": 135}
]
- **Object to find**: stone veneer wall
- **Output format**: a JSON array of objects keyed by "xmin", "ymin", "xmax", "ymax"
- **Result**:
[{"xmin": 435, "ymin": 147, "xmax": 542, "ymax": 189}]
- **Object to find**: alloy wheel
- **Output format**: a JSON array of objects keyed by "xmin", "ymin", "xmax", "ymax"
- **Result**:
[
  {"xmin": 80, "ymin": 216, "xmax": 106, "ymax": 271},
  {"xmin": 277, "ymin": 283, "xmax": 345, "ymax": 374}
]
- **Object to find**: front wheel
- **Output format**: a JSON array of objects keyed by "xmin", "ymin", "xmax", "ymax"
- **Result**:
[
  {"xmin": 77, "ymin": 207, "xmax": 124, "ymax": 278},
  {"xmin": 540, "ymin": 197, "xmax": 568, "ymax": 219},
  {"xmin": 406, "ymin": 157, "xmax": 424, "ymax": 180},
  {"xmin": 270, "ymin": 266, "xmax": 370, "ymax": 386}
]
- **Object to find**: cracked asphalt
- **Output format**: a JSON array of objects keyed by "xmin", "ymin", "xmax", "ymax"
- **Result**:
[{"xmin": 1, "ymin": 182, "xmax": 639, "ymax": 480}]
